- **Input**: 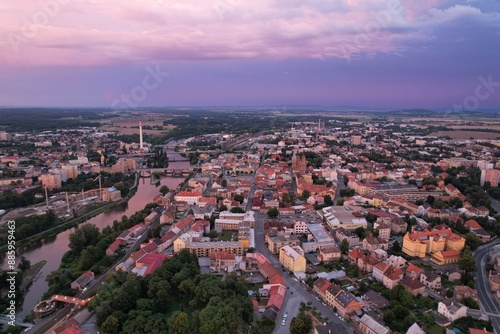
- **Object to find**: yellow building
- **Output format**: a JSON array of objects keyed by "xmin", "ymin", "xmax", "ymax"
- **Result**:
[
  {"xmin": 402, "ymin": 228, "xmax": 465, "ymax": 259},
  {"xmin": 431, "ymin": 250, "xmax": 461, "ymax": 265},
  {"xmin": 279, "ymin": 245, "xmax": 306, "ymax": 273}
]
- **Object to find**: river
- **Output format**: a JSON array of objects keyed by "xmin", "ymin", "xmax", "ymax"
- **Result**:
[{"xmin": 1, "ymin": 146, "xmax": 189, "ymax": 319}]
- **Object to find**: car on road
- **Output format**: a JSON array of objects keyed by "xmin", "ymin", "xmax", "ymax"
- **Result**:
[
  {"xmin": 282, "ymin": 320, "xmax": 286, "ymax": 326},
  {"xmin": 284, "ymin": 312, "xmax": 288, "ymax": 318}
]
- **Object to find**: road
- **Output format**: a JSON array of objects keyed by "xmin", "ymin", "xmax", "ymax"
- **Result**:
[
  {"xmin": 489, "ymin": 196, "xmax": 500, "ymax": 214},
  {"xmin": 333, "ymin": 174, "xmax": 347, "ymax": 204},
  {"xmin": 253, "ymin": 211, "xmax": 352, "ymax": 334},
  {"xmin": 473, "ymin": 239, "xmax": 500, "ymax": 334},
  {"xmin": 30, "ymin": 206, "xmax": 163, "ymax": 334}
]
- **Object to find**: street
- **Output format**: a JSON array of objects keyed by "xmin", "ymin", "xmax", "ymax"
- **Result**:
[
  {"xmin": 473, "ymin": 239, "xmax": 500, "ymax": 334},
  {"xmin": 253, "ymin": 211, "xmax": 352, "ymax": 334}
]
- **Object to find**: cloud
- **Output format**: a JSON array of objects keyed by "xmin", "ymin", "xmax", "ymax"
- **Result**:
[{"xmin": 0, "ymin": 0, "xmax": 498, "ymax": 66}]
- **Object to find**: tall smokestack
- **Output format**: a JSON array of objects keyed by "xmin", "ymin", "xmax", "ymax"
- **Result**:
[{"xmin": 139, "ymin": 120, "xmax": 143, "ymax": 153}]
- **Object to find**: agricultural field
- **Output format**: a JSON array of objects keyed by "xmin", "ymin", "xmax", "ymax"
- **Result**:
[
  {"xmin": 99, "ymin": 117, "xmax": 176, "ymax": 135},
  {"xmin": 430, "ymin": 130, "xmax": 500, "ymax": 139}
]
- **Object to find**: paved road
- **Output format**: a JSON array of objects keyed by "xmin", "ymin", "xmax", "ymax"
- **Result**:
[
  {"xmin": 333, "ymin": 174, "xmax": 347, "ymax": 203},
  {"xmin": 473, "ymin": 239, "xmax": 500, "ymax": 334},
  {"xmin": 253, "ymin": 211, "xmax": 352, "ymax": 334},
  {"xmin": 489, "ymin": 196, "xmax": 500, "ymax": 214}
]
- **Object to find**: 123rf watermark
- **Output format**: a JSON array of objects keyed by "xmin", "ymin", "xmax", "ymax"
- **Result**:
[{"xmin": 6, "ymin": 220, "xmax": 17, "ymax": 326}]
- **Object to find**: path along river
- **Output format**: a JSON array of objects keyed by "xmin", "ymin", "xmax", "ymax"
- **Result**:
[{"xmin": 1, "ymin": 147, "xmax": 189, "ymax": 319}]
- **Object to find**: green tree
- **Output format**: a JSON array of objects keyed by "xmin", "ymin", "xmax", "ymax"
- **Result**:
[
  {"xmin": 324, "ymin": 194, "xmax": 333, "ymax": 206},
  {"xmin": 392, "ymin": 240, "xmax": 402, "ymax": 252},
  {"xmin": 69, "ymin": 224, "xmax": 100, "ymax": 253},
  {"xmin": 159, "ymin": 185, "xmax": 170, "ymax": 196},
  {"xmin": 354, "ymin": 227, "xmax": 366, "ymax": 239},
  {"xmin": 101, "ymin": 315, "xmax": 120, "ymax": 334},
  {"xmin": 230, "ymin": 207, "xmax": 245, "ymax": 213},
  {"xmin": 234, "ymin": 194, "xmax": 244, "ymax": 204},
  {"xmin": 168, "ymin": 311, "xmax": 189, "ymax": 334},
  {"xmin": 301, "ymin": 190, "xmax": 311, "ymax": 199},
  {"xmin": 17, "ymin": 256, "xmax": 31, "ymax": 272},
  {"xmin": 221, "ymin": 179, "xmax": 227, "ymax": 188},
  {"xmin": 340, "ymin": 239, "xmax": 349, "ymax": 253},
  {"xmin": 267, "ymin": 207, "xmax": 279, "ymax": 218},
  {"xmin": 459, "ymin": 249, "xmax": 477, "ymax": 272},
  {"xmin": 465, "ymin": 233, "xmax": 482, "ymax": 251},
  {"xmin": 290, "ymin": 313, "xmax": 313, "ymax": 334},
  {"xmin": 336, "ymin": 198, "xmax": 345, "ymax": 206}
]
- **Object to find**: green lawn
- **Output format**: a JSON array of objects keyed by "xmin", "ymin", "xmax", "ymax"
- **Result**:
[
  {"xmin": 427, "ymin": 324, "xmax": 444, "ymax": 334},
  {"xmin": 220, "ymin": 231, "xmax": 233, "ymax": 241}
]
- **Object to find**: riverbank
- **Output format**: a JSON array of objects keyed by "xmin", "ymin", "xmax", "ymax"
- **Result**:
[
  {"xmin": 20, "ymin": 260, "xmax": 46, "ymax": 292},
  {"xmin": 0, "ymin": 173, "xmax": 139, "ymax": 254}
]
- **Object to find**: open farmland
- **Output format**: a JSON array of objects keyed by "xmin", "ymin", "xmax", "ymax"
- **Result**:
[
  {"xmin": 430, "ymin": 130, "xmax": 500, "ymax": 139},
  {"xmin": 99, "ymin": 118, "xmax": 175, "ymax": 135}
]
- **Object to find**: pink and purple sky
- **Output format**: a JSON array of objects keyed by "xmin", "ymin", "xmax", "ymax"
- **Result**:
[{"xmin": 0, "ymin": 0, "xmax": 499, "ymax": 109}]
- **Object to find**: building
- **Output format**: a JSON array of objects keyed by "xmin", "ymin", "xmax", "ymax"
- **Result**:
[
  {"xmin": 40, "ymin": 173, "xmax": 62, "ymax": 190},
  {"xmin": 406, "ymin": 323, "xmax": 426, "ymax": 334},
  {"xmin": 209, "ymin": 251, "xmax": 236, "ymax": 272},
  {"xmin": 186, "ymin": 241, "xmax": 243, "ymax": 257},
  {"xmin": 437, "ymin": 300, "xmax": 467, "ymax": 322},
  {"xmin": 400, "ymin": 277, "xmax": 426, "ymax": 296},
  {"xmin": 374, "ymin": 222, "xmax": 391, "ymax": 240},
  {"xmin": 318, "ymin": 246, "xmax": 341, "ymax": 262},
  {"xmin": 402, "ymin": 228, "xmax": 465, "ymax": 258},
  {"xmin": 335, "ymin": 228, "xmax": 360, "ymax": 247},
  {"xmin": 430, "ymin": 250, "xmax": 461, "ymax": 265},
  {"xmin": 294, "ymin": 221, "xmax": 309, "ymax": 235},
  {"xmin": 319, "ymin": 206, "xmax": 368, "ymax": 230},
  {"xmin": 363, "ymin": 290, "xmax": 389, "ymax": 309},
  {"xmin": 351, "ymin": 135, "xmax": 362, "ymax": 146},
  {"xmin": 420, "ymin": 272, "xmax": 441, "ymax": 291},
  {"xmin": 267, "ymin": 234, "xmax": 300, "ymax": 254},
  {"xmin": 279, "ymin": 245, "xmax": 306, "ymax": 273},
  {"xmin": 174, "ymin": 191, "xmax": 202, "ymax": 205},
  {"xmin": 331, "ymin": 290, "xmax": 364, "ymax": 318},
  {"xmin": 382, "ymin": 265, "xmax": 403, "ymax": 289},
  {"xmin": 454, "ymin": 285, "xmax": 478, "ymax": 301},
  {"xmin": 71, "ymin": 271, "xmax": 94, "ymax": 291},
  {"xmin": 481, "ymin": 168, "xmax": 500, "ymax": 187},
  {"xmin": 102, "ymin": 187, "xmax": 121, "ymax": 202},
  {"xmin": 359, "ymin": 314, "xmax": 391, "ymax": 334}
]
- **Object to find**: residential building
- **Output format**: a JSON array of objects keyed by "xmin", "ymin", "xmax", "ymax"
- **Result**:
[
  {"xmin": 373, "ymin": 222, "xmax": 391, "ymax": 240},
  {"xmin": 382, "ymin": 265, "xmax": 403, "ymax": 289},
  {"xmin": 186, "ymin": 241, "xmax": 243, "ymax": 257},
  {"xmin": 331, "ymin": 290, "xmax": 364, "ymax": 318},
  {"xmin": 335, "ymin": 228, "xmax": 360, "ymax": 247},
  {"xmin": 454, "ymin": 285, "xmax": 478, "ymax": 301},
  {"xmin": 400, "ymin": 277, "xmax": 426, "ymax": 296},
  {"xmin": 406, "ymin": 323, "xmax": 426, "ymax": 334},
  {"xmin": 420, "ymin": 272, "xmax": 441, "ymax": 291},
  {"xmin": 437, "ymin": 300, "xmax": 467, "ymax": 322},
  {"xmin": 313, "ymin": 277, "xmax": 331, "ymax": 301},
  {"xmin": 359, "ymin": 314, "xmax": 391, "ymax": 334},
  {"xmin": 267, "ymin": 234, "xmax": 300, "ymax": 254},
  {"xmin": 174, "ymin": 191, "xmax": 202, "ymax": 205},
  {"xmin": 318, "ymin": 246, "xmax": 341, "ymax": 262},
  {"xmin": 279, "ymin": 245, "xmax": 306, "ymax": 273}
]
